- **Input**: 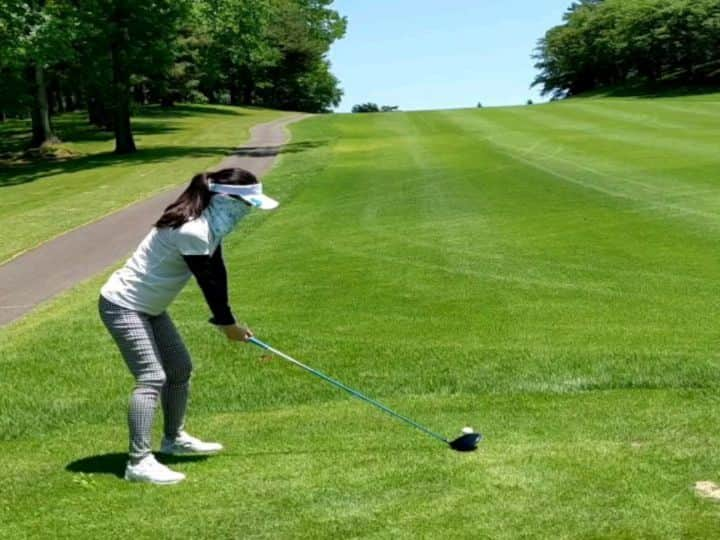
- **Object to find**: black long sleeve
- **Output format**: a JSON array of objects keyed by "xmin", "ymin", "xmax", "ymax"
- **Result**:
[{"xmin": 183, "ymin": 245, "xmax": 236, "ymax": 325}]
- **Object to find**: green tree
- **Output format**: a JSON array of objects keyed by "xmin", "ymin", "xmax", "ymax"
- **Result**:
[
  {"xmin": 352, "ymin": 103, "xmax": 380, "ymax": 113},
  {"xmin": 72, "ymin": 0, "xmax": 193, "ymax": 153},
  {"xmin": 0, "ymin": 0, "xmax": 77, "ymax": 145},
  {"xmin": 259, "ymin": 0, "xmax": 346, "ymax": 111},
  {"xmin": 533, "ymin": 0, "xmax": 720, "ymax": 98},
  {"xmin": 0, "ymin": 0, "xmax": 30, "ymax": 121},
  {"xmin": 190, "ymin": 0, "xmax": 345, "ymax": 112},
  {"xmin": 0, "ymin": 0, "xmax": 347, "ymax": 152},
  {"xmin": 149, "ymin": 21, "xmax": 207, "ymax": 107},
  {"xmin": 194, "ymin": 0, "xmax": 277, "ymax": 105}
]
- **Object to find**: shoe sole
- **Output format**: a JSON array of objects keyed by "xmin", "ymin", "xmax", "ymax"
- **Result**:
[
  {"xmin": 158, "ymin": 450, "xmax": 222, "ymax": 456},
  {"xmin": 158, "ymin": 447, "xmax": 223, "ymax": 456},
  {"xmin": 124, "ymin": 474, "xmax": 186, "ymax": 485}
]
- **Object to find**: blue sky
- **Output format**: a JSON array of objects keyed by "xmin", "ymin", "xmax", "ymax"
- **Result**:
[{"xmin": 328, "ymin": 0, "xmax": 572, "ymax": 112}]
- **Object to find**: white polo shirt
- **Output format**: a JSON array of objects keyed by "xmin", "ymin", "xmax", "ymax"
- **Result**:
[{"xmin": 101, "ymin": 216, "xmax": 220, "ymax": 315}]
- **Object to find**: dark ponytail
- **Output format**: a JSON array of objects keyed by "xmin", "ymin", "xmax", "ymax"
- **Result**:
[{"xmin": 155, "ymin": 167, "xmax": 258, "ymax": 229}]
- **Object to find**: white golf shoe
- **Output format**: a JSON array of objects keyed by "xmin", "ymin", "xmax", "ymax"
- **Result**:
[
  {"xmin": 124, "ymin": 454, "xmax": 185, "ymax": 485},
  {"xmin": 160, "ymin": 430, "xmax": 224, "ymax": 455}
]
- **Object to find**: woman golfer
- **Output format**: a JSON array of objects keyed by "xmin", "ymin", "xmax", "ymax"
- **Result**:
[{"xmin": 99, "ymin": 167, "xmax": 278, "ymax": 484}]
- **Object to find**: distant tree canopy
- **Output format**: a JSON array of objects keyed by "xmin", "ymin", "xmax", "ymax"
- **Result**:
[
  {"xmin": 533, "ymin": 0, "xmax": 720, "ymax": 98},
  {"xmin": 0, "ymin": 0, "xmax": 346, "ymax": 153},
  {"xmin": 352, "ymin": 103, "xmax": 380, "ymax": 113},
  {"xmin": 351, "ymin": 103, "xmax": 399, "ymax": 113}
]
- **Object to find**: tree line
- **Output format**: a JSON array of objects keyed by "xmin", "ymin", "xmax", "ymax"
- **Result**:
[
  {"xmin": 0, "ymin": 0, "xmax": 346, "ymax": 153},
  {"xmin": 351, "ymin": 103, "xmax": 398, "ymax": 113},
  {"xmin": 533, "ymin": 0, "xmax": 720, "ymax": 98}
]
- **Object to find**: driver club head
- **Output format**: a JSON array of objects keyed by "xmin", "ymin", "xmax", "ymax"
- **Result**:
[{"xmin": 448, "ymin": 432, "xmax": 482, "ymax": 452}]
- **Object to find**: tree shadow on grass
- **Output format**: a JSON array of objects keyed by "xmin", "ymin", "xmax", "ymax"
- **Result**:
[
  {"xmin": 66, "ymin": 452, "xmax": 209, "ymax": 478},
  {"xmin": 0, "ymin": 145, "xmax": 237, "ymax": 188},
  {"xmin": 1, "ymin": 122, "xmax": 183, "ymax": 151},
  {"xmin": 1, "ymin": 139, "xmax": 328, "ymax": 188},
  {"xmin": 0, "ymin": 123, "xmax": 35, "ymax": 155},
  {"xmin": 139, "ymin": 104, "xmax": 251, "ymax": 118},
  {"xmin": 230, "ymin": 139, "xmax": 329, "ymax": 158},
  {"xmin": 0, "ymin": 104, "xmax": 242, "ymax": 154},
  {"xmin": 579, "ymin": 83, "xmax": 720, "ymax": 99},
  {"xmin": 0, "ymin": 124, "xmax": 32, "ymax": 140},
  {"xmin": 52, "ymin": 121, "xmax": 182, "ymax": 145}
]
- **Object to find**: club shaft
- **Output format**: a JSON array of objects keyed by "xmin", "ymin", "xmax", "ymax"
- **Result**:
[{"xmin": 248, "ymin": 337, "xmax": 448, "ymax": 443}]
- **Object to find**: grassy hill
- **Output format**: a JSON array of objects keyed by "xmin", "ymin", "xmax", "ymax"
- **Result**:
[
  {"xmin": 0, "ymin": 105, "xmax": 286, "ymax": 264},
  {"xmin": 2, "ymin": 96, "xmax": 720, "ymax": 538}
]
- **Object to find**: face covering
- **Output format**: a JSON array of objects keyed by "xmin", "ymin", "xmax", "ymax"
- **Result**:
[{"xmin": 205, "ymin": 194, "xmax": 251, "ymax": 240}]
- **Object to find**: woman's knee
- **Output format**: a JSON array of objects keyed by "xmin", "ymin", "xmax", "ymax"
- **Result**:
[
  {"xmin": 167, "ymin": 357, "xmax": 193, "ymax": 384},
  {"xmin": 136, "ymin": 371, "xmax": 167, "ymax": 391}
]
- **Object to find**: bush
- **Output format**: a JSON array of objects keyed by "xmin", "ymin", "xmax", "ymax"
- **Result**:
[
  {"xmin": 352, "ymin": 103, "xmax": 380, "ymax": 113},
  {"xmin": 187, "ymin": 90, "xmax": 209, "ymax": 104}
]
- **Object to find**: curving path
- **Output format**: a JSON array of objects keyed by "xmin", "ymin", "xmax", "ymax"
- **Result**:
[{"xmin": 0, "ymin": 114, "xmax": 309, "ymax": 326}]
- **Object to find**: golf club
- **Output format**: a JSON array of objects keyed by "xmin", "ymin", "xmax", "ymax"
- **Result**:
[{"xmin": 248, "ymin": 337, "xmax": 482, "ymax": 452}]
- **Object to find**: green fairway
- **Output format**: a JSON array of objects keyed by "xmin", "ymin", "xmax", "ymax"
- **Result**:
[
  {"xmin": 3, "ymin": 96, "xmax": 720, "ymax": 538},
  {"xmin": 0, "ymin": 105, "xmax": 286, "ymax": 263}
]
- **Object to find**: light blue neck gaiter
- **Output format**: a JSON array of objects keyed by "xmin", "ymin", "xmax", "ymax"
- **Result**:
[{"xmin": 205, "ymin": 195, "xmax": 251, "ymax": 241}]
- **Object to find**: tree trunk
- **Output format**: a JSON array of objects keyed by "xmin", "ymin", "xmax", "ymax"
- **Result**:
[
  {"xmin": 239, "ymin": 66, "xmax": 255, "ymax": 105},
  {"xmin": 64, "ymin": 89, "xmax": 76, "ymax": 112},
  {"xmin": 242, "ymin": 83, "xmax": 253, "ymax": 105},
  {"xmin": 86, "ymin": 88, "xmax": 113, "ymax": 129},
  {"xmin": 87, "ymin": 96, "xmax": 102, "ymax": 126},
  {"xmin": 56, "ymin": 79, "xmax": 66, "ymax": 113},
  {"xmin": 47, "ymin": 87, "xmax": 56, "ymax": 115},
  {"xmin": 229, "ymin": 80, "xmax": 240, "ymax": 105},
  {"xmin": 48, "ymin": 78, "xmax": 60, "ymax": 114},
  {"xmin": 74, "ymin": 90, "xmax": 84, "ymax": 110},
  {"xmin": 110, "ymin": 26, "xmax": 136, "ymax": 154},
  {"xmin": 29, "ymin": 63, "xmax": 57, "ymax": 147}
]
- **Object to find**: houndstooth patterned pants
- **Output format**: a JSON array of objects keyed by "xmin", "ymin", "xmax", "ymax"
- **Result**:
[{"xmin": 98, "ymin": 295, "xmax": 192, "ymax": 461}]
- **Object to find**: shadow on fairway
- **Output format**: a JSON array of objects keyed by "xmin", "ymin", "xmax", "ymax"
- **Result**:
[
  {"xmin": 139, "ymin": 104, "xmax": 251, "ymax": 118},
  {"xmin": 66, "ymin": 453, "xmax": 209, "ymax": 478},
  {"xmin": 0, "ymin": 117, "xmax": 182, "ymax": 155},
  {"xmin": 50, "ymin": 121, "xmax": 182, "ymax": 145},
  {"xmin": 230, "ymin": 139, "xmax": 329, "ymax": 158},
  {"xmin": 0, "ymin": 145, "xmax": 237, "ymax": 188},
  {"xmin": 0, "ymin": 139, "xmax": 328, "ymax": 189},
  {"xmin": 581, "ymin": 83, "xmax": 720, "ymax": 99}
]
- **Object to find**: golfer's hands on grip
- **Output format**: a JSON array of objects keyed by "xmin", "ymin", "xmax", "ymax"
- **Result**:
[{"xmin": 220, "ymin": 323, "xmax": 253, "ymax": 342}]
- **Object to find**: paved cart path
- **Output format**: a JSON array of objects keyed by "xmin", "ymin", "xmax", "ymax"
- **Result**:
[{"xmin": 0, "ymin": 114, "xmax": 308, "ymax": 327}]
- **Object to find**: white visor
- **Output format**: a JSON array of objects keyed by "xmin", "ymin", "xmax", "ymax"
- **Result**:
[{"xmin": 208, "ymin": 181, "xmax": 279, "ymax": 210}]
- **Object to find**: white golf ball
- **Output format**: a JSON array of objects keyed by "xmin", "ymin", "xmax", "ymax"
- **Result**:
[{"xmin": 462, "ymin": 427, "xmax": 474, "ymax": 434}]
